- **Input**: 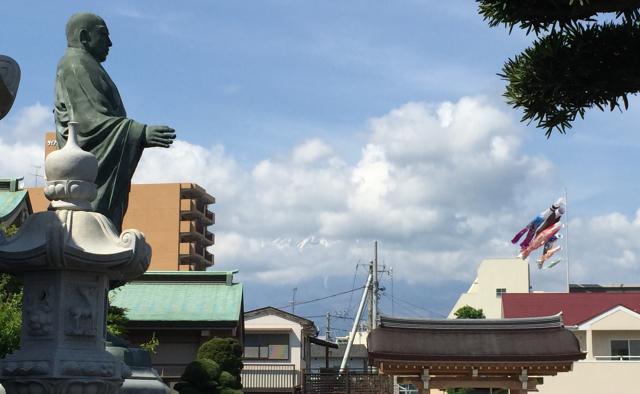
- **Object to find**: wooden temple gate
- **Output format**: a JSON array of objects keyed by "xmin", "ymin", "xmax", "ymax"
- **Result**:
[{"xmin": 368, "ymin": 314, "xmax": 585, "ymax": 393}]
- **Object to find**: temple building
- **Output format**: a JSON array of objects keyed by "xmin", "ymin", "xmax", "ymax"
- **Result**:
[{"xmin": 109, "ymin": 271, "xmax": 244, "ymax": 385}]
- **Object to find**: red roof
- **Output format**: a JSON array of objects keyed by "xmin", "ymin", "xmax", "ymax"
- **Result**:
[{"xmin": 502, "ymin": 293, "xmax": 640, "ymax": 326}]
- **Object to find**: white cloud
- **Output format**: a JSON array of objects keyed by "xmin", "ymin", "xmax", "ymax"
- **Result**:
[
  {"xmin": 10, "ymin": 98, "xmax": 636, "ymax": 291},
  {"xmin": 0, "ymin": 103, "xmax": 51, "ymax": 182},
  {"xmin": 292, "ymin": 139, "xmax": 333, "ymax": 164},
  {"xmin": 132, "ymin": 96, "xmax": 559, "ymax": 284}
]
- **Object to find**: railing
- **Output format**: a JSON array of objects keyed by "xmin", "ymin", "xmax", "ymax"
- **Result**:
[
  {"xmin": 241, "ymin": 363, "xmax": 299, "ymax": 390},
  {"xmin": 594, "ymin": 355, "xmax": 640, "ymax": 361},
  {"xmin": 304, "ymin": 372, "xmax": 392, "ymax": 394}
]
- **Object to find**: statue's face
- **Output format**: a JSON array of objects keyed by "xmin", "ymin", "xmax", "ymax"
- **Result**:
[{"xmin": 84, "ymin": 23, "xmax": 112, "ymax": 63}]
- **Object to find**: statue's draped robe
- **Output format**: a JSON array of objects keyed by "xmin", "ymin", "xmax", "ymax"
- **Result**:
[{"xmin": 54, "ymin": 47, "xmax": 146, "ymax": 232}]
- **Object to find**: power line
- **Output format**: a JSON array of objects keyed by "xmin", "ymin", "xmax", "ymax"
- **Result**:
[
  {"xmin": 381, "ymin": 293, "xmax": 446, "ymax": 318},
  {"xmin": 380, "ymin": 293, "xmax": 426, "ymax": 318},
  {"xmin": 303, "ymin": 314, "xmax": 355, "ymax": 320},
  {"xmin": 346, "ymin": 261, "xmax": 361, "ymax": 314},
  {"xmin": 275, "ymin": 285, "xmax": 366, "ymax": 310}
]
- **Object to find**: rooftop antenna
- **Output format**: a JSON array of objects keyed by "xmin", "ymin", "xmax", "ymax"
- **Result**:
[{"xmin": 30, "ymin": 165, "xmax": 43, "ymax": 187}]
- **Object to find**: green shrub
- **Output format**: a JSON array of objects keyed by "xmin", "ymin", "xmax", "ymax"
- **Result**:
[
  {"xmin": 218, "ymin": 371, "xmax": 241, "ymax": 390},
  {"xmin": 218, "ymin": 389, "xmax": 242, "ymax": 394},
  {"xmin": 197, "ymin": 338, "xmax": 243, "ymax": 377},
  {"xmin": 178, "ymin": 359, "xmax": 221, "ymax": 393}
]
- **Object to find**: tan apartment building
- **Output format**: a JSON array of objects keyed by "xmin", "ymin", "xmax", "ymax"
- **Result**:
[{"xmin": 30, "ymin": 132, "xmax": 215, "ymax": 271}]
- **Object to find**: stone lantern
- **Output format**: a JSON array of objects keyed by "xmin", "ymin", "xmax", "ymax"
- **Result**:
[{"xmin": 0, "ymin": 122, "xmax": 151, "ymax": 393}]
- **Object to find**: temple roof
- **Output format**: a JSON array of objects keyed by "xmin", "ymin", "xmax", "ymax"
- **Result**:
[
  {"xmin": 0, "ymin": 178, "xmax": 30, "ymax": 224},
  {"xmin": 110, "ymin": 271, "xmax": 243, "ymax": 323},
  {"xmin": 368, "ymin": 314, "xmax": 585, "ymax": 363},
  {"xmin": 0, "ymin": 189, "xmax": 28, "ymax": 222}
]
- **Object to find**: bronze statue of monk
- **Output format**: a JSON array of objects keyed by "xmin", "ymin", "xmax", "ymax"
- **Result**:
[{"xmin": 54, "ymin": 13, "xmax": 175, "ymax": 232}]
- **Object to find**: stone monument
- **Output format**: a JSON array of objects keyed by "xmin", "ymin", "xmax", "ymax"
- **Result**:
[{"xmin": 0, "ymin": 122, "xmax": 151, "ymax": 393}]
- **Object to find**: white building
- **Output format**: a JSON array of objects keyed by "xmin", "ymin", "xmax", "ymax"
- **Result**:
[
  {"xmin": 503, "ymin": 291, "xmax": 640, "ymax": 394},
  {"xmin": 241, "ymin": 307, "xmax": 324, "ymax": 393},
  {"xmin": 448, "ymin": 258, "xmax": 529, "ymax": 318},
  {"xmin": 449, "ymin": 258, "xmax": 640, "ymax": 394}
]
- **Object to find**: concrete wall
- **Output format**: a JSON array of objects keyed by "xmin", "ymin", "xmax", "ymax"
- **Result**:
[
  {"xmin": 244, "ymin": 313, "xmax": 305, "ymax": 370},
  {"xmin": 536, "ymin": 360, "xmax": 640, "ymax": 394},
  {"xmin": 448, "ymin": 258, "xmax": 529, "ymax": 318}
]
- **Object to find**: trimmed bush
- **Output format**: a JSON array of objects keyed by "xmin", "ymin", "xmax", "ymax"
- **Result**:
[
  {"xmin": 177, "ymin": 358, "xmax": 221, "ymax": 393},
  {"xmin": 197, "ymin": 338, "xmax": 243, "ymax": 377}
]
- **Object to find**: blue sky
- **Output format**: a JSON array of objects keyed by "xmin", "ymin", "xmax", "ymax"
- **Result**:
[{"xmin": 3, "ymin": 1, "xmax": 640, "ymax": 335}]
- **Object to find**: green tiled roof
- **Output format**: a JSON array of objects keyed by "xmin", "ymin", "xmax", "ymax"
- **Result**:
[
  {"xmin": 110, "ymin": 281, "xmax": 243, "ymax": 322},
  {"xmin": 0, "ymin": 189, "xmax": 27, "ymax": 221}
]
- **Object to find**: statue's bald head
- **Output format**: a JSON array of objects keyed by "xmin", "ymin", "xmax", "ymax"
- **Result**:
[{"xmin": 65, "ymin": 13, "xmax": 111, "ymax": 62}]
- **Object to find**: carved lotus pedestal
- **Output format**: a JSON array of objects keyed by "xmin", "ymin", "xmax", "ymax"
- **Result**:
[{"xmin": 0, "ymin": 122, "xmax": 151, "ymax": 394}]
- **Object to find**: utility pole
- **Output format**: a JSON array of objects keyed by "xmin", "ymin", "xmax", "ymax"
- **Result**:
[
  {"xmin": 372, "ymin": 241, "xmax": 379, "ymax": 329},
  {"xmin": 290, "ymin": 287, "xmax": 298, "ymax": 314},
  {"xmin": 367, "ymin": 260, "xmax": 374, "ymax": 332},
  {"xmin": 325, "ymin": 312, "xmax": 331, "ymax": 341},
  {"xmin": 390, "ymin": 267, "xmax": 394, "ymax": 316},
  {"xmin": 340, "ymin": 272, "xmax": 372, "ymax": 374}
]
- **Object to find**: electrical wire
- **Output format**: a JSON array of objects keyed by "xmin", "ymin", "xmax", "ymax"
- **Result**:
[
  {"xmin": 346, "ymin": 261, "xmax": 360, "ymax": 314},
  {"xmin": 275, "ymin": 285, "xmax": 366, "ymax": 310},
  {"xmin": 381, "ymin": 293, "xmax": 446, "ymax": 318}
]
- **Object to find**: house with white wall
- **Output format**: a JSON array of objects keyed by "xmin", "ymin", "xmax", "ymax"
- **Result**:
[
  {"xmin": 503, "ymin": 291, "xmax": 640, "ymax": 393},
  {"xmin": 448, "ymin": 258, "xmax": 640, "ymax": 393},
  {"xmin": 241, "ymin": 307, "xmax": 321, "ymax": 393}
]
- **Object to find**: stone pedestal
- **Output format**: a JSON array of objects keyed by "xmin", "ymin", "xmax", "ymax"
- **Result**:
[{"xmin": 0, "ymin": 122, "xmax": 151, "ymax": 393}]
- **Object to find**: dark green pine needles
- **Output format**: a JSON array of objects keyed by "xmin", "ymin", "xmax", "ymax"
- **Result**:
[{"xmin": 478, "ymin": 0, "xmax": 640, "ymax": 135}]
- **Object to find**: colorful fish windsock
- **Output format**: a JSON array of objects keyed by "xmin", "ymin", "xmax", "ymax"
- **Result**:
[
  {"xmin": 518, "ymin": 222, "xmax": 563, "ymax": 260},
  {"xmin": 544, "ymin": 259, "xmax": 562, "ymax": 269},
  {"xmin": 537, "ymin": 245, "xmax": 562, "ymax": 269},
  {"xmin": 534, "ymin": 197, "xmax": 565, "ymax": 237},
  {"xmin": 511, "ymin": 215, "xmax": 544, "ymax": 250}
]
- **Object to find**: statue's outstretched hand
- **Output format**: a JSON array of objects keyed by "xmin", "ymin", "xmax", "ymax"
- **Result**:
[{"xmin": 144, "ymin": 125, "xmax": 176, "ymax": 148}]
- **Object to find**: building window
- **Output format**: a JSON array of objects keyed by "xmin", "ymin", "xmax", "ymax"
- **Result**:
[
  {"xmin": 496, "ymin": 288, "xmax": 507, "ymax": 297},
  {"xmin": 398, "ymin": 383, "xmax": 418, "ymax": 394},
  {"xmin": 244, "ymin": 333, "xmax": 289, "ymax": 360},
  {"xmin": 611, "ymin": 340, "xmax": 640, "ymax": 360}
]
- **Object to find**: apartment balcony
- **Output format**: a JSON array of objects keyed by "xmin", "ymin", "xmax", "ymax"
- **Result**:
[
  {"xmin": 179, "ymin": 242, "xmax": 214, "ymax": 270},
  {"xmin": 241, "ymin": 363, "xmax": 300, "ymax": 392},
  {"xmin": 180, "ymin": 183, "xmax": 215, "ymax": 204},
  {"xmin": 179, "ymin": 220, "xmax": 214, "ymax": 247},
  {"xmin": 180, "ymin": 199, "xmax": 215, "ymax": 226}
]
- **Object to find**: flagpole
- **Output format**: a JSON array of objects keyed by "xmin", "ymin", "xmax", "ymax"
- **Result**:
[{"xmin": 565, "ymin": 187, "xmax": 570, "ymax": 293}]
